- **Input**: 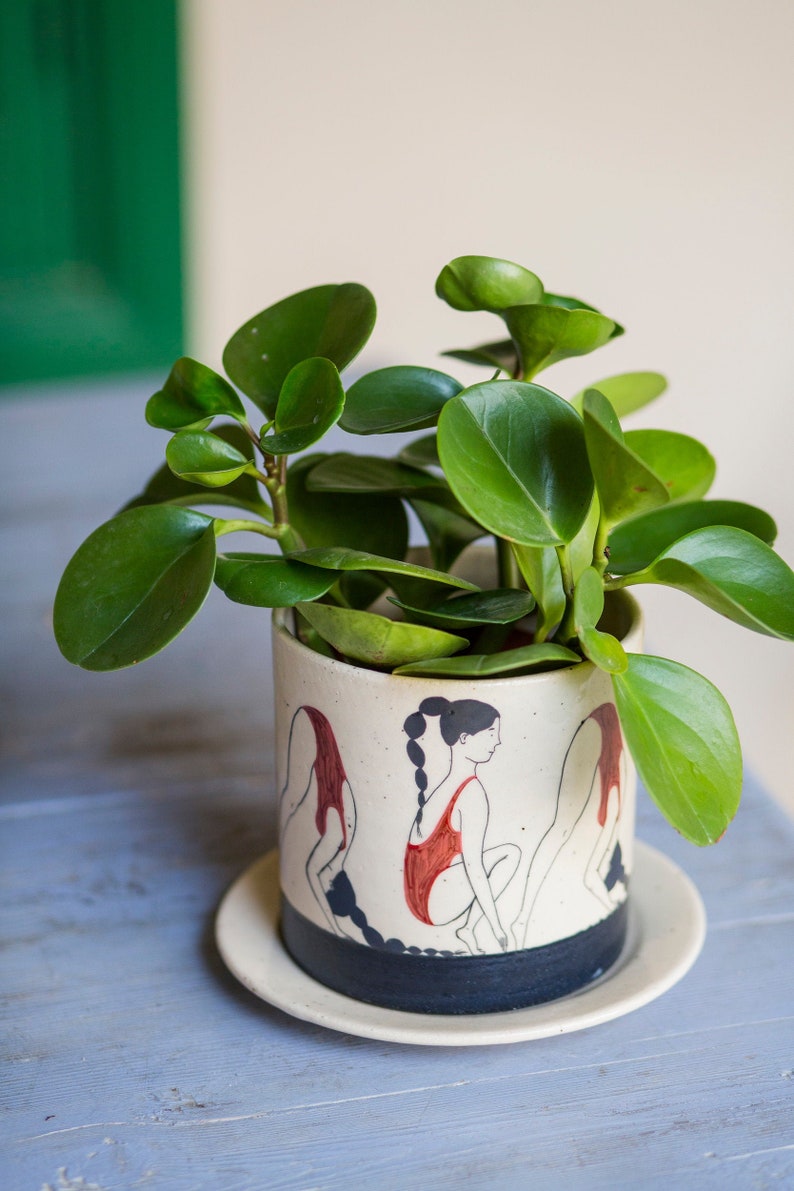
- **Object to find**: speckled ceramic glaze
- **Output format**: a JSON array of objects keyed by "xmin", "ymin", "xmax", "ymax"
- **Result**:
[{"xmin": 272, "ymin": 591, "xmax": 644, "ymax": 1015}]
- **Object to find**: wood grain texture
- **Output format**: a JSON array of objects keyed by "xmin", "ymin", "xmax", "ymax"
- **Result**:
[{"xmin": 2, "ymin": 385, "xmax": 793, "ymax": 1189}]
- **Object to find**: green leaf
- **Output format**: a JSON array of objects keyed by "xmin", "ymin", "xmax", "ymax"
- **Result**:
[
  {"xmin": 607, "ymin": 500, "xmax": 778, "ymax": 575},
  {"xmin": 338, "ymin": 571, "xmax": 389, "ymax": 612},
  {"xmin": 511, "ymin": 543, "xmax": 566, "ymax": 640},
  {"xmin": 388, "ymin": 588, "xmax": 535, "ymax": 630},
  {"xmin": 341, "ymin": 366, "xmax": 462, "ymax": 434},
  {"xmin": 438, "ymin": 380, "xmax": 594, "ymax": 547},
  {"xmin": 569, "ymin": 494, "xmax": 601, "ymax": 582},
  {"xmin": 541, "ymin": 292, "xmax": 624, "ymax": 339},
  {"xmin": 305, "ymin": 453, "xmax": 445, "ymax": 496},
  {"xmin": 542, "ymin": 294, "xmax": 624, "ymax": 340},
  {"xmin": 442, "ymin": 339, "xmax": 519, "ymax": 375},
  {"xmin": 399, "ymin": 434, "xmax": 440, "ymax": 469},
  {"xmin": 409, "ymin": 495, "xmax": 487, "ymax": 571},
  {"xmin": 259, "ymin": 357, "xmax": 345, "ymax": 454},
  {"xmin": 503, "ymin": 305, "xmax": 620, "ymax": 380},
  {"xmin": 395, "ymin": 642, "xmax": 580, "ymax": 678},
  {"xmin": 612, "ymin": 655, "xmax": 742, "ymax": 845},
  {"xmin": 435, "ymin": 256, "xmax": 543, "ymax": 313},
  {"xmin": 214, "ymin": 552, "xmax": 336, "ymax": 606},
  {"xmin": 579, "ymin": 624, "xmax": 628, "ymax": 671},
  {"xmin": 624, "ymin": 429, "xmax": 715, "ymax": 502},
  {"xmin": 573, "ymin": 565, "xmax": 605, "ymax": 628},
  {"xmin": 542, "ymin": 292, "xmax": 597, "ymax": 313},
  {"xmin": 296, "ymin": 602, "xmax": 467, "ymax": 668},
  {"xmin": 285, "ymin": 454, "xmax": 409, "ymax": 559},
  {"xmin": 571, "ymin": 371, "xmax": 668, "ymax": 417},
  {"xmin": 146, "ymin": 357, "xmax": 247, "ymax": 430},
  {"xmin": 166, "ymin": 430, "xmax": 254, "ymax": 487},
  {"xmin": 54, "ymin": 507, "xmax": 216, "ymax": 671},
  {"xmin": 582, "ymin": 389, "xmax": 670, "ymax": 528},
  {"xmin": 124, "ymin": 425, "xmax": 269, "ymax": 515},
  {"xmin": 222, "ymin": 282, "xmax": 376, "ymax": 418},
  {"xmin": 579, "ymin": 627, "xmax": 628, "ymax": 673},
  {"xmin": 294, "ymin": 607, "xmax": 338, "ymax": 658},
  {"xmin": 628, "ymin": 526, "xmax": 794, "ymax": 639},
  {"xmin": 288, "ymin": 546, "xmax": 478, "ymax": 590},
  {"xmin": 573, "ymin": 566, "xmax": 627, "ymax": 673}
]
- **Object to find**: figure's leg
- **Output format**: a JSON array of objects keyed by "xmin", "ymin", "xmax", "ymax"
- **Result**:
[
  {"xmin": 583, "ymin": 795, "xmax": 621, "ymax": 911},
  {"xmin": 511, "ymin": 720, "xmax": 600, "ymax": 949},
  {"xmin": 338, "ymin": 781, "xmax": 357, "ymax": 858},
  {"xmin": 279, "ymin": 709, "xmax": 318, "ymax": 836},
  {"xmin": 457, "ymin": 843, "xmax": 521, "ymax": 953},
  {"xmin": 305, "ymin": 781, "xmax": 359, "ymax": 939},
  {"xmin": 305, "ymin": 813, "xmax": 349, "ymax": 936},
  {"xmin": 429, "ymin": 845, "xmax": 521, "ymax": 955},
  {"xmin": 424, "ymin": 859, "xmax": 476, "ymax": 947},
  {"xmin": 585, "ymin": 753, "xmax": 628, "ymax": 910}
]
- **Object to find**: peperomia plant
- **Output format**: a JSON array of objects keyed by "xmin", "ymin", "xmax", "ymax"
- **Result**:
[{"xmin": 54, "ymin": 255, "xmax": 794, "ymax": 847}]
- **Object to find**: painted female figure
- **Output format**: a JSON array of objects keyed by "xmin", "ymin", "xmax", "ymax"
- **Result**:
[
  {"xmin": 403, "ymin": 696, "xmax": 520, "ymax": 955},
  {"xmin": 511, "ymin": 702, "xmax": 627, "ymax": 950},
  {"xmin": 279, "ymin": 705, "xmax": 357, "ymax": 938}
]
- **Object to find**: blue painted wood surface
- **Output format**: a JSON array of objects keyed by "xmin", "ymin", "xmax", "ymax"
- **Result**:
[{"xmin": 2, "ymin": 386, "xmax": 794, "ymax": 1189}]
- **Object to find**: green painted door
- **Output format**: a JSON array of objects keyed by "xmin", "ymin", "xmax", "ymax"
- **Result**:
[{"xmin": 0, "ymin": 0, "xmax": 183, "ymax": 386}]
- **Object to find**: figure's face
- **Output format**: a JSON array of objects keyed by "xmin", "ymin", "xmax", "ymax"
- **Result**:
[{"xmin": 459, "ymin": 719, "xmax": 501, "ymax": 764}]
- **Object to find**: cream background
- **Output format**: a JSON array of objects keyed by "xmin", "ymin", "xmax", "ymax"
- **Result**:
[{"xmin": 179, "ymin": 0, "xmax": 793, "ymax": 813}]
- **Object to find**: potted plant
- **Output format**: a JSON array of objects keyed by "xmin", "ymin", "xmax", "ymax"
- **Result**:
[{"xmin": 54, "ymin": 255, "xmax": 794, "ymax": 1015}]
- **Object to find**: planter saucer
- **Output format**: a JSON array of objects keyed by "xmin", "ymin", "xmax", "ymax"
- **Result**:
[{"xmin": 215, "ymin": 842, "xmax": 705, "ymax": 1047}]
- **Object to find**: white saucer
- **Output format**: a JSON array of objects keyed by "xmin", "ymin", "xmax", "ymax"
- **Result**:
[{"xmin": 215, "ymin": 841, "xmax": 705, "ymax": 1046}]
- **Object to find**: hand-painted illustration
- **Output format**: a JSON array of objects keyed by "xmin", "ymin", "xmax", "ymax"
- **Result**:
[
  {"xmin": 511, "ymin": 702, "xmax": 627, "ymax": 950},
  {"xmin": 403, "ymin": 697, "xmax": 521, "ymax": 955},
  {"xmin": 279, "ymin": 706, "xmax": 358, "ymax": 939},
  {"xmin": 280, "ymin": 703, "xmax": 464, "ymax": 954}
]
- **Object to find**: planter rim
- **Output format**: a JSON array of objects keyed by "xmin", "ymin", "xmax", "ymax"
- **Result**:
[{"xmin": 272, "ymin": 588, "xmax": 643, "ymax": 690}]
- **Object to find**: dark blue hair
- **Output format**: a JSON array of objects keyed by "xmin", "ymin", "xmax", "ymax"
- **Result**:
[{"xmin": 403, "ymin": 696, "xmax": 499, "ymax": 832}]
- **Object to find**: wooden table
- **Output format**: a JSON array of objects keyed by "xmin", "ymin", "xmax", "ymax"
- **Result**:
[{"xmin": 3, "ymin": 383, "xmax": 794, "ymax": 1189}]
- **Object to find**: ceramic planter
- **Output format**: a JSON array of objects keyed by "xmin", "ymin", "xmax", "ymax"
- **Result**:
[{"xmin": 272, "ymin": 590, "xmax": 643, "ymax": 1015}]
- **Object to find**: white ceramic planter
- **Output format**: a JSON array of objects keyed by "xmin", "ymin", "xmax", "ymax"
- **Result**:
[{"xmin": 272, "ymin": 590, "xmax": 643, "ymax": 1015}]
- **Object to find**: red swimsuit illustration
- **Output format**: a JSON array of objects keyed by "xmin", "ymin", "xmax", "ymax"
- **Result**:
[
  {"xmin": 279, "ymin": 705, "xmax": 403, "ymax": 951},
  {"xmin": 402, "ymin": 697, "xmax": 521, "ymax": 956},
  {"xmin": 280, "ymin": 698, "xmax": 626, "ymax": 957},
  {"xmin": 279, "ymin": 705, "xmax": 357, "ymax": 938},
  {"xmin": 511, "ymin": 701, "xmax": 627, "ymax": 950},
  {"xmin": 403, "ymin": 775, "xmax": 477, "ymax": 925}
]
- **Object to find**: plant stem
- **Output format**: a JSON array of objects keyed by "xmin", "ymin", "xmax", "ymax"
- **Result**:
[
  {"xmin": 261, "ymin": 454, "xmax": 305, "ymax": 554},
  {"xmin": 214, "ymin": 518, "xmax": 279, "ymax": 540},
  {"xmin": 497, "ymin": 536, "xmax": 521, "ymax": 588},
  {"xmin": 275, "ymin": 522, "xmax": 304, "ymax": 553},
  {"xmin": 592, "ymin": 517, "xmax": 611, "ymax": 575},
  {"xmin": 556, "ymin": 544, "xmax": 575, "ymax": 599},
  {"xmin": 603, "ymin": 573, "xmax": 634, "ymax": 591},
  {"xmin": 243, "ymin": 420, "xmax": 262, "ymax": 448},
  {"xmin": 554, "ymin": 544, "xmax": 577, "ymax": 644},
  {"xmin": 324, "ymin": 579, "xmax": 353, "ymax": 609}
]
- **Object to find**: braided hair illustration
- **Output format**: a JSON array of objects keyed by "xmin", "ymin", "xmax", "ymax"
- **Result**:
[
  {"xmin": 403, "ymin": 697, "xmax": 500, "ymax": 836},
  {"xmin": 402, "ymin": 696, "xmax": 520, "ymax": 954}
]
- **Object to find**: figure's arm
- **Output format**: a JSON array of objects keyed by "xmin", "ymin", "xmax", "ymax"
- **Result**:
[{"xmin": 457, "ymin": 784, "xmax": 507, "ymax": 949}]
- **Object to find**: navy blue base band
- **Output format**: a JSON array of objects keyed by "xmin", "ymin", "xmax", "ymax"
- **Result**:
[{"xmin": 280, "ymin": 897, "xmax": 630, "ymax": 1015}]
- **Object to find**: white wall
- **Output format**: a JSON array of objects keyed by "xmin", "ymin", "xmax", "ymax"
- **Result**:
[{"xmin": 181, "ymin": 0, "xmax": 794, "ymax": 813}]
